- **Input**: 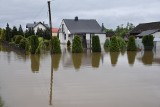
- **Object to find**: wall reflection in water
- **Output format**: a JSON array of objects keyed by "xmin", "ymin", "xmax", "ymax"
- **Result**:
[
  {"xmin": 127, "ymin": 51, "xmax": 137, "ymax": 66},
  {"xmin": 30, "ymin": 54, "xmax": 40, "ymax": 73},
  {"xmin": 110, "ymin": 52, "xmax": 120, "ymax": 66},
  {"xmin": 91, "ymin": 53, "xmax": 101, "ymax": 68}
]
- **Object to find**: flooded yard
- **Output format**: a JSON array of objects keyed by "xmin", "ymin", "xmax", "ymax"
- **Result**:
[{"xmin": 0, "ymin": 43, "xmax": 160, "ymax": 107}]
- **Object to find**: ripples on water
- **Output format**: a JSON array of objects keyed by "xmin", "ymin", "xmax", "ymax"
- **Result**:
[{"xmin": 0, "ymin": 43, "xmax": 160, "ymax": 107}]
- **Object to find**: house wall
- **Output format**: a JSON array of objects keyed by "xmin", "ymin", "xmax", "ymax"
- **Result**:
[
  {"xmin": 136, "ymin": 32, "xmax": 160, "ymax": 49},
  {"xmin": 34, "ymin": 23, "xmax": 47, "ymax": 33},
  {"xmin": 52, "ymin": 33, "xmax": 57, "ymax": 37},
  {"xmin": 59, "ymin": 20, "xmax": 70, "ymax": 44},
  {"xmin": 153, "ymin": 32, "xmax": 160, "ymax": 47}
]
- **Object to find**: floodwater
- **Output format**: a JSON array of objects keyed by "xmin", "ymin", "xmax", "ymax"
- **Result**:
[{"xmin": 0, "ymin": 43, "xmax": 160, "ymax": 107}]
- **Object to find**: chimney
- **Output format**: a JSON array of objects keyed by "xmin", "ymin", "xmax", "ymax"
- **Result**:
[
  {"xmin": 34, "ymin": 22, "xmax": 36, "ymax": 24},
  {"xmin": 101, "ymin": 23, "xmax": 105, "ymax": 32},
  {"xmin": 75, "ymin": 16, "xmax": 78, "ymax": 21}
]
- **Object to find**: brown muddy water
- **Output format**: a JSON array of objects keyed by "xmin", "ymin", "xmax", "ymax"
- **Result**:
[{"xmin": 0, "ymin": 43, "xmax": 160, "ymax": 107}]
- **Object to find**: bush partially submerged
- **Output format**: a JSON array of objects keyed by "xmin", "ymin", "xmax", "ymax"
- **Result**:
[
  {"xmin": 92, "ymin": 35, "xmax": 101, "ymax": 52},
  {"xmin": 72, "ymin": 36, "xmax": 83, "ymax": 53},
  {"xmin": 30, "ymin": 35, "xmax": 39, "ymax": 54},
  {"xmin": 127, "ymin": 36, "xmax": 137, "ymax": 51},
  {"xmin": 109, "ymin": 36, "xmax": 120, "ymax": 52},
  {"xmin": 104, "ymin": 39, "xmax": 110, "ymax": 48},
  {"xmin": 142, "ymin": 35, "xmax": 154, "ymax": 51},
  {"xmin": 14, "ymin": 35, "xmax": 24, "ymax": 44},
  {"xmin": 51, "ymin": 36, "xmax": 61, "ymax": 54},
  {"xmin": 67, "ymin": 40, "xmax": 71, "ymax": 47}
]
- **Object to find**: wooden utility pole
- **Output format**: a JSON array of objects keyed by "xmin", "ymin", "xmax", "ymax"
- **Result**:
[{"xmin": 48, "ymin": 1, "xmax": 52, "ymax": 39}]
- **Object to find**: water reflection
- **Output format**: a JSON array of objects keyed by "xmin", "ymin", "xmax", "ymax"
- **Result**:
[
  {"xmin": 91, "ymin": 53, "xmax": 101, "ymax": 68},
  {"xmin": 30, "ymin": 54, "xmax": 40, "ymax": 73},
  {"xmin": 127, "ymin": 51, "xmax": 137, "ymax": 65},
  {"xmin": 51, "ymin": 54, "xmax": 61, "ymax": 71},
  {"xmin": 72, "ymin": 53, "xmax": 83, "ymax": 70},
  {"xmin": 0, "ymin": 96, "xmax": 4, "ymax": 107},
  {"xmin": 49, "ymin": 65, "xmax": 54, "ymax": 105},
  {"xmin": 142, "ymin": 51, "xmax": 154, "ymax": 65},
  {"xmin": 110, "ymin": 52, "xmax": 120, "ymax": 66}
]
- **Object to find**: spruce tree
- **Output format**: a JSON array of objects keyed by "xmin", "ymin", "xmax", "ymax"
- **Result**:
[
  {"xmin": 18, "ymin": 25, "xmax": 24, "ymax": 36},
  {"xmin": 5, "ymin": 23, "xmax": 11, "ymax": 42}
]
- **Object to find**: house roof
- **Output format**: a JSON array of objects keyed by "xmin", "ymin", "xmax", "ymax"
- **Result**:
[
  {"xmin": 63, "ymin": 19, "xmax": 104, "ymax": 34},
  {"xmin": 26, "ymin": 22, "xmax": 49, "ymax": 28},
  {"xmin": 137, "ymin": 29, "xmax": 159, "ymax": 37},
  {"xmin": 106, "ymin": 31, "xmax": 115, "ymax": 37},
  {"xmin": 52, "ymin": 28, "xmax": 59, "ymax": 33},
  {"xmin": 130, "ymin": 21, "xmax": 160, "ymax": 34}
]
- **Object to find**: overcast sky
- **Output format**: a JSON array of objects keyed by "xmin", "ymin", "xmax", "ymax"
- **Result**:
[{"xmin": 1, "ymin": 0, "xmax": 160, "ymax": 30}]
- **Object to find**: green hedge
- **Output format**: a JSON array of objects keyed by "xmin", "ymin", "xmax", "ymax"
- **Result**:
[
  {"xmin": 127, "ymin": 36, "xmax": 137, "ymax": 51},
  {"xmin": 72, "ymin": 36, "xmax": 83, "ymax": 53},
  {"xmin": 142, "ymin": 35, "xmax": 154, "ymax": 51},
  {"xmin": 14, "ymin": 35, "xmax": 24, "ymax": 44},
  {"xmin": 51, "ymin": 36, "xmax": 61, "ymax": 54},
  {"xmin": 92, "ymin": 35, "xmax": 101, "ymax": 52},
  {"xmin": 30, "ymin": 35, "xmax": 39, "ymax": 54},
  {"xmin": 109, "ymin": 36, "xmax": 120, "ymax": 52}
]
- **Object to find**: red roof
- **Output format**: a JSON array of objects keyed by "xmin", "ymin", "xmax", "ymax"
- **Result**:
[{"xmin": 52, "ymin": 28, "xmax": 59, "ymax": 33}]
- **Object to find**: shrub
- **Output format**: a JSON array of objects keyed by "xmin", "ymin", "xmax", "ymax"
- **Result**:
[
  {"xmin": 44, "ymin": 39, "xmax": 49, "ymax": 47},
  {"xmin": 0, "ymin": 29, "xmax": 6, "ymax": 42},
  {"xmin": 104, "ymin": 39, "xmax": 110, "ymax": 48},
  {"xmin": 19, "ymin": 38, "xmax": 30, "ymax": 52},
  {"xmin": 14, "ymin": 35, "xmax": 24, "ymax": 44},
  {"xmin": 19, "ymin": 38, "xmax": 26, "ymax": 49},
  {"xmin": 51, "ymin": 36, "xmax": 61, "ymax": 54},
  {"xmin": 109, "ymin": 36, "xmax": 120, "ymax": 52},
  {"xmin": 72, "ymin": 36, "xmax": 83, "ymax": 53},
  {"xmin": 127, "ymin": 36, "xmax": 137, "ymax": 51},
  {"xmin": 142, "ymin": 35, "xmax": 154, "ymax": 51},
  {"xmin": 117, "ymin": 36, "xmax": 126, "ymax": 49},
  {"xmin": 92, "ymin": 35, "xmax": 101, "ymax": 52},
  {"xmin": 30, "ymin": 35, "xmax": 39, "ymax": 54},
  {"xmin": 67, "ymin": 40, "xmax": 71, "ymax": 47}
]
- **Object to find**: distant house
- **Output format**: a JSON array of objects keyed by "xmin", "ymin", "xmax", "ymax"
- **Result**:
[
  {"xmin": 130, "ymin": 21, "xmax": 160, "ymax": 36},
  {"xmin": 130, "ymin": 21, "xmax": 160, "ymax": 48},
  {"xmin": 106, "ymin": 31, "xmax": 115, "ymax": 39},
  {"xmin": 58, "ymin": 17, "xmax": 106, "ymax": 48},
  {"xmin": 52, "ymin": 28, "xmax": 59, "ymax": 36},
  {"xmin": 26, "ymin": 22, "xmax": 49, "ymax": 33}
]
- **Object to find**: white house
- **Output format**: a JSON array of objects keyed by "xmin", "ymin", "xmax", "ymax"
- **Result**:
[
  {"xmin": 26, "ymin": 22, "xmax": 49, "ymax": 33},
  {"xmin": 135, "ymin": 29, "xmax": 160, "ymax": 49},
  {"xmin": 58, "ymin": 17, "xmax": 106, "ymax": 48},
  {"xmin": 130, "ymin": 22, "xmax": 160, "ymax": 49}
]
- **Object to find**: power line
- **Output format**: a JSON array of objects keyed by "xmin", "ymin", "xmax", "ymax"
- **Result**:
[{"xmin": 34, "ymin": 3, "xmax": 47, "ymax": 20}]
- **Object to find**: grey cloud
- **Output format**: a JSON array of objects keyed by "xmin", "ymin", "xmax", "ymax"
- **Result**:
[{"xmin": 1, "ymin": 0, "xmax": 160, "ymax": 29}]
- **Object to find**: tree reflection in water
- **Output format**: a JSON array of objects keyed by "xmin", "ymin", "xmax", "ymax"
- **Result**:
[
  {"xmin": 110, "ymin": 52, "xmax": 120, "ymax": 66},
  {"xmin": 30, "ymin": 54, "xmax": 40, "ymax": 73},
  {"xmin": 127, "ymin": 51, "xmax": 137, "ymax": 66},
  {"xmin": 91, "ymin": 53, "xmax": 101, "ymax": 68},
  {"xmin": 0, "ymin": 96, "xmax": 4, "ymax": 107},
  {"xmin": 51, "ymin": 54, "xmax": 61, "ymax": 71},
  {"xmin": 142, "ymin": 51, "xmax": 154, "ymax": 65},
  {"xmin": 72, "ymin": 53, "xmax": 83, "ymax": 70}
]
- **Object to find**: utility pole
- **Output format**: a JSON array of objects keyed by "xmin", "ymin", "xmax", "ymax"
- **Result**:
[{"xmin": 48, "ymin": 1, "xmax": 52, "ymax": 39}]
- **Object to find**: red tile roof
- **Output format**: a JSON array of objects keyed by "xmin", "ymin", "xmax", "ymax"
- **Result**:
[{"xmin": 52, "ymin": 28, "xmax": 59, "ymax": 33}]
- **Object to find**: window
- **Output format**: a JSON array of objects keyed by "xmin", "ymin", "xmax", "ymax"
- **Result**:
[{"xmin": 64, "ymin": 34, "xmax": 66, "ymax": 40}]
